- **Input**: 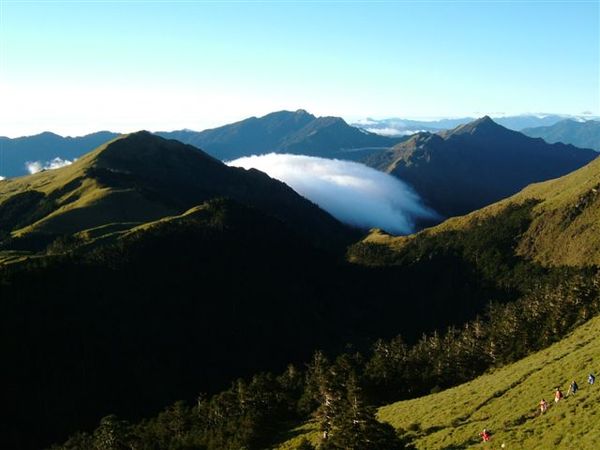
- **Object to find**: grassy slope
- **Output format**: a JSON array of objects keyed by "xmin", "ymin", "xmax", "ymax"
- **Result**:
[
  {"xmin": 353, "ymin": 156, "xmax": 600, "ymax": 267},
  {"xmin": 0, "ymin": 135, "xmax": 166, "ymax": 238},
  {"xmin": 379, "ymin": 315, "xmax": 600, "ymax": 450},
  {"xmin": 0, "ymin": 131, "xmax": 352, "ymax": 256},
  {"xmin": 275, "ymin": 315, "xmax": 600, "ymax": 450}
]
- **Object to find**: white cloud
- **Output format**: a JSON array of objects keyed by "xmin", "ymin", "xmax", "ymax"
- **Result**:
[
  {"xmin": 0, "ymin": 176, "xmax": 5, "ymax": 181},
  {"xmin": 26, "ymin": 157, "xmax": 75, "ymax": 174},
  {"xmin": 364, "ymin": 127, "xmax": 423, "ymax": 136},
  {"xmin": 228, "ymin": 153, "xmax": 439, "ymax": 235},
  {"xmin": 353, "ymin": 118, "xmax": 378, "ymax": 126}
]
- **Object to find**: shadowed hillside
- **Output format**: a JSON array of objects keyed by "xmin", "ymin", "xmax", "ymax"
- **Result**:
[
  {"xmin": 32, "ymin": 127, "xmax": 600, "ymax": 450},
  {"xmin": 351, "ymin": 152, "xmax": 600, "ymax": 267},
  {"xmin": 365, "ymin": 117, "xmax": 597, "ymax": 218},
  {"xmin": 0, "ymin": 133, "xmax": 501, "ymax": 450}
]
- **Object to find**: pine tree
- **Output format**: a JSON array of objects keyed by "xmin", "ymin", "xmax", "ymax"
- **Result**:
[
  {"xmin": 92, "ymin": 415, "xmax": 130, "ymax": 450},
  {"xmin": 317, "ymin": 372, "xmax": 405, "ymax": 450}
]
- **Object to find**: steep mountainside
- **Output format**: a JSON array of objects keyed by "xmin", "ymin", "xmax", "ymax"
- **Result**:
[
  {"xmin": 378, "ymin": 315, "xmax": 600, "ymax": 450},
  {"xmin": 0, "ymin": 131, "xmax": 120, "ymax": 177},
  {"xmin": 0, "ymin": 198, "xmax": 352, "ymax": 450},
  {"xmin": 11, "ymin": 125, "xmax": 600, "ymax": 450},
  {"xmin": 0, "ymin": 131, "xmax": 351, "ymax": 252},
  {"xmin": 523, "ymin": 119, "xmax": 600, "ymax": 151},
  {"xmin": 2, "ymin": 133, "xmax": 492, "ymax": 450},
  {"xmin": 366, "ymin": 117, "xmax": 597, "ymax": 217},
  {"xmin": 352, "ymin": 152, "xmax": 600, "ymax": 267},
  {"xmin": 276, "ymin": 314, "xmax": 600, "ymax": 450},
  {"xmin": 158, "ymin": 110, "xmax": 400, "ymax": 161}
]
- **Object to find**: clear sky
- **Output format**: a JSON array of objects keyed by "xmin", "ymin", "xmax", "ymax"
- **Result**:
[{"xmin": 0, "ymin": 0, "xmax": 598, "ymax": 137}]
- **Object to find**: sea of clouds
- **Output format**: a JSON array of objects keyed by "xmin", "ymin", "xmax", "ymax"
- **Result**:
[
  {"xmin": 228, "ymin": 153, "xmax": 439, "ymax": 235},
  {"xmin": 364, "ymin": 127, "xmax": 426, "ymax": 136},
  {"xmin": 26, "ymin": 157, "xmax": 74, "ymax": 175}
]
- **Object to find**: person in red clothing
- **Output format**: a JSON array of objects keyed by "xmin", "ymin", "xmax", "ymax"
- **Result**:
[{"xmin": 479, "ymin": 428, "xmax": 491, "ymax": 442}]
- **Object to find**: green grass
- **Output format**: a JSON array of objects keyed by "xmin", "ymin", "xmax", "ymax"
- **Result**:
[
  {"xmin": 273, "ymin": 421, "xmax": 322, "ymax": 450},
  {"xmin": 378, "ymin": 315, "xmax": 600, "ymax": 449},
  {"xmin": 352, "ymin": 156, "xmax": 600, "ymax": 268},
  {"xmin": 274, "ymin": 315, "xmax": 600, "ymax": 449}
]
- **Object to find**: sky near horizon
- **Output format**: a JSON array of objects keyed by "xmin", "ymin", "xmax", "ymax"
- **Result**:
[{"xmin": 0, "ymin": 0, "xmax": 598, "ymax": 137}]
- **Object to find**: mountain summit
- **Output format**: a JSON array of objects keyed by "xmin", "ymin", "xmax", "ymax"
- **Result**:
[
  {"xmin": 158, "ymin": 110, "xmax": 401, "ymax": 160},
  {"xmin": 366, "ymin": 117, "xmax": 598, "ymax": 217},
  {"xmin": 0, "ymin": 131, "xmax": 351, "ymax": 252},
  {"xmin": 443, "ymin": 115, "xmax": 499, "ymax": 136}
]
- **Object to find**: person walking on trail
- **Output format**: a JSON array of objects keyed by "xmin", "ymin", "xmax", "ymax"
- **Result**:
[
  {"xmin": 539, "ymin": 398, "xmax": 548, "ymax": 414},
  {"xmin": 568, "ymin": 380, "xmax": 579, "ymax": 396},
  {"xmin": 589, "ymin": 373, "xmax": 595, "ymax": 385},
  {"xmin": 554, "ymin": 388, "xmax": 563, "ymax": 403},
  {"xmin": 479, "ymin": 428, "xmax": 491, "ymax": 442}
]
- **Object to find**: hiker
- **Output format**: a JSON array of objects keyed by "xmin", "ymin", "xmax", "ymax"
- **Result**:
[
  {"xmin": 554, "ymin": 388, "xmax": 563, "ymax": 403},
  {"xmin": 568, "ymin": 380, "xmax": 579, "ymax": 396},
  {"xmin": 589, "ymin": 373, "xmax": 595, "ymax": 385},
  {"xmin": 479, "ymin": 428, "xmax": 491, "ymax": 442},
  {"xmin": 539, "ymin": 398, "xmax": 548, "ymax": 414}
]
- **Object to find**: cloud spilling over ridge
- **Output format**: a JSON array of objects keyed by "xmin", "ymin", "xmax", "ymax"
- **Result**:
[
  {"xmin": 364, "ymin": 127, "xmax": 425, "ymax": 137},
  {"xmin": 26, "ymin": 157, "xmax": 75, "ymax": 174},
  {"xmin": 228, "ymin": 154, "xmax": 439, "ymax": 235}
]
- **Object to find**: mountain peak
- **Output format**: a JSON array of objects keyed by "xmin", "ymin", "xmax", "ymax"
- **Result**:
[
  {"xmin": 476, "ymin": 115, "xmax": 494, "ymax": 124},
  {"xmin": 263, "ymin": 109, "xmax": 316, "ymax": 121},
  {"xmin": 447, "ymin": 115, "xmax": 504, "ymax": 137},
  {"xmin": 90, "ymin": 130, "xmax": 218, "ymax": 172}
]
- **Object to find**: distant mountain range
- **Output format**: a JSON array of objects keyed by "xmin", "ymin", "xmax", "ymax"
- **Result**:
[
  {"xmin": 0, "ymin": 110, "xmax": 401, "ymax": 178},
  {"xmin": 2, "ymin": 114, "xmax": 596, "ymax": 225},
  {"xmin": 156, "ymin": 109, "xmax": 401, "ymax": 160},
  {"xmin": 365, "ymin": 116, "xmax": 598, "ymax": 217},
  {"xmin": 522, "ymin": 119, "xmax": 600, "ymax": 151},
  {"xmin": 354, "ymin": 114, "xmax": 600, "ymax": 136},
  {"xmin": 0, "ymin": 131, "xmax": 120, "ymax": 178}
]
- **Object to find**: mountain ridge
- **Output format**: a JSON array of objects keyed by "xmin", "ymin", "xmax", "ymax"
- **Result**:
[
  {"xmin": 0, "ymin": 131, "xmax": 353, "ymax": 253},
  {"xmin": 522, "ymin": 119, "xmax": 600, "ymax": 151},
  {"xmin": 353, "ymin": 151, "xmax": 600, "ymax": 267},
  {"xmin": 158, "ymin": 109, "xmax": 401, "ymax": 161},
  {"xmin": 0, "ymin": 110, "xmax": 402, "ymax": 178},
  {"xmin": 366, "ymin": 117, "xmax": 598, "ymax": 217}
]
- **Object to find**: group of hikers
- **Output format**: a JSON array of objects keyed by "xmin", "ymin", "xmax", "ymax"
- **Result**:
[
  {"xmin": 478, "ymin": 373, "xmax": 596, "ymax": 443},
  {"xmin": 539, "ymin": 373, "xmax": 595, "ymax": 415}
]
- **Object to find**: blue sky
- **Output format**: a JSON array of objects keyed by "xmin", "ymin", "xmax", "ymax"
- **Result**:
[{"xmin": 0, "ymin": 0, "xmax": 598, "ymax": 136}]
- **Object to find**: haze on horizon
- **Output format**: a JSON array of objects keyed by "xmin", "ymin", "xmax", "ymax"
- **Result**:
[{"xmin": 0, "ymin": 0, "xmax": 598, "ymax": 137}]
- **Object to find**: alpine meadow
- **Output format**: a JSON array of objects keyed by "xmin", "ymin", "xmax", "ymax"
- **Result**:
[{"xmin": 1, "ymin": 1, "xmax": 599, "ymax": 450}]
